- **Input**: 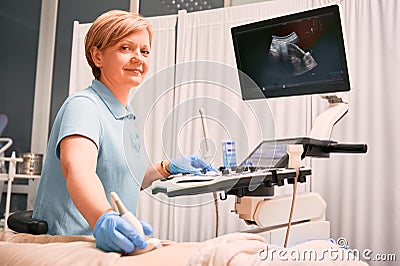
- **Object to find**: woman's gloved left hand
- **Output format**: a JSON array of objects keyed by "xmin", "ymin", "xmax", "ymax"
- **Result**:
[{"xmin": 168, "ymin": 155, "xmax": 218, "ymax": 175}]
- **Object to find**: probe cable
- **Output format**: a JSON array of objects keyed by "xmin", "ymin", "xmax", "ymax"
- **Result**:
[
  {"xmin": 198, "ymin": 108, "xmax": 219, "ymax": 238},
  {"xmin": 284, "ymin": 144, "xmax": 303, "ymax": 248}
]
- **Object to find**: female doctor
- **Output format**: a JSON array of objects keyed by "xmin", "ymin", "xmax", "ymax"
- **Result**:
[{"xmin": 33, "ymin": 10, "xmax": 216, "ymax": 254}]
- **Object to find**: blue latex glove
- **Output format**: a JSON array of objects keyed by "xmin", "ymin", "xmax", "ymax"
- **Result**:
[
  {"xmin": 169, "ymin": 155, "xmax": 218, "ymax": 175},
  {"xmin": 93, "ymin": 211, "xmax": 153, "ymax": 253}
]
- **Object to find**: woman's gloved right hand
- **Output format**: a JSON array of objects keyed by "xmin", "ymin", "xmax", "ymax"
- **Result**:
[
  {"xmin": 93, "ymin": 211, "xmax": 150, "ymax": 253},
  {"xmin": 169, "ymin": 155, "xmax": 218, "ymax": 176}
]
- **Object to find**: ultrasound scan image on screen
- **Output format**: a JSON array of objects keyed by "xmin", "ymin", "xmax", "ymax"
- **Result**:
[{"xmin": 231, "ymin": 5, "xmax": 350, "ymax": 100}]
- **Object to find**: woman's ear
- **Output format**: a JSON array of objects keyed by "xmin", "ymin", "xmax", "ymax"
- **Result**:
[{"xmin": 90, "ymin": 46, "xmax": 102, "ymax": 67}]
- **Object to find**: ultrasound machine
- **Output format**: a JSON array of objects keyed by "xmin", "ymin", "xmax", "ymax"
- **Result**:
[{"xmin": 151, "ymin": 5, "xmax": 367, "ymax": 246}]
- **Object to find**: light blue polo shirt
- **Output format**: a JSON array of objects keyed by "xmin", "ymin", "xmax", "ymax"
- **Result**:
[{"xmin": 33, "ymin": 80, "xmax": 146, "ymax": 235}]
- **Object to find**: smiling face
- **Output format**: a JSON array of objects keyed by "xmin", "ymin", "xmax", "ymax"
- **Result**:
[{"xmin": 93, "ymin": 30, "xmax": 151, "ymax": 92}]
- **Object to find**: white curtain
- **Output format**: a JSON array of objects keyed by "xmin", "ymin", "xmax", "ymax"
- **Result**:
[
  {"xmin": 168, "ymin": 0, "xmax": 343, "ymax": 242},
  {"xmin": 68, "ymin": 0, "xmax": 399, "ymax": 261},
  {"xmin": 69, "ymin": 21, "xmax": 92, "ymax": 95},
  {"xmin": 311, "ymin": 0, "xmax": 400, "ymax": 264}
]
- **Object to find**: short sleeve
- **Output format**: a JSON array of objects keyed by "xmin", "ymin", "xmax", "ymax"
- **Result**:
[{"xmin": 55, "ymin": 96, "xmax": 102, "ymax": 158}]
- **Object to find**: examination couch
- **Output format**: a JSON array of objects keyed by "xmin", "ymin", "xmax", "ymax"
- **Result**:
[{"xmin": 0, "ymin": 230, "xmax": 369, "ymax": 265}]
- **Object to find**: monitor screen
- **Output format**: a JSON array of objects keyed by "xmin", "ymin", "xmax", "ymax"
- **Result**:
[
  {"xmin": 239, "ymin": 137, "xmax": 334, "ymax": 168},
  {"xmin": 231, "ymin": 5, "xmax": 350, "ymax": 100}
]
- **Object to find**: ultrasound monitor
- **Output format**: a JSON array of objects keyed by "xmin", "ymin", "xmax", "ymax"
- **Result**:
[{"xmin": 231, "ymin": 5, "xmax": 350, "ymax": 100}]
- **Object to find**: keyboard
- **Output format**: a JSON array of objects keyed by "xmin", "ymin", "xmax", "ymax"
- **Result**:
[{"xmin": 151, "ymin": 166, "xmax": 311, "ymax": 198}]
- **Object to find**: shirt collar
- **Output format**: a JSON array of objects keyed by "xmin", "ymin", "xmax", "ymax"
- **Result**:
[{"xmin": 91, "ymin": 79, "xmax": 136, "ymax": 120}]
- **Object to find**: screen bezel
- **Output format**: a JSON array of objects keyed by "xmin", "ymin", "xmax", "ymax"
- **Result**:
[{"xmin": 231, "ymin": 5, "xmax": 350, "ymax": 100}]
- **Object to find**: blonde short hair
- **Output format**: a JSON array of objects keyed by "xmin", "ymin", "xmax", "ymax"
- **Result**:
[{"xmin": 85, "ymin": 10, "xmax": 153, "ymax": 80}]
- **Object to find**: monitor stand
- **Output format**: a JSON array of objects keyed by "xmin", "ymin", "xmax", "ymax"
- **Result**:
[{"xmin": 310, "ymin": 95, "xmax": 348, "ymax": 140}]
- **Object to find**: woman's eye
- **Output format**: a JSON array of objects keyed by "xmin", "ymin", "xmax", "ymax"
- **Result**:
[
  {"xmin": 121, "ymin": 46, "xmax": 130, "ymax": 51},
  {"xmin": 141, "ymin": 50, "xmax": 150, "ymax": 56}
]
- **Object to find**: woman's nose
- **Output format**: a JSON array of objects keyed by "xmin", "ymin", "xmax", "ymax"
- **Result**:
[{"xmin": 131, "ymin": 50, "xmax": 142, "ymax": 63}]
